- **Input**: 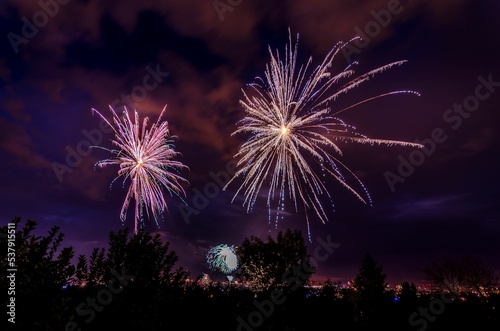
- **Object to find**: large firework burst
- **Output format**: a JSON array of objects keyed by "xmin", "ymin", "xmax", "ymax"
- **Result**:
[
  {"xmin": 91, "ymin": 105, "xmax": 189, "ymax": 234},
  {"xmin": 224, "ymin": 31, "xmax": 423, "ymax": 239},
  {"xmin": 206, "ymin": 244, "xmax": 239, "ymax": 274}
]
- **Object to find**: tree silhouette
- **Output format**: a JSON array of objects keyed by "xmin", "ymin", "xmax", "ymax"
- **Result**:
[
  {"xmin": 75, "ymin": 227, "xmax": 189, "ymax": 288},
  {"xmin": 461, "ymin": 256, "xmax": 499, "ymax": 297},
  {"xmin": 70, "ymin": 227, "xmax": 190, "ymax": 330},
  {"xmin": 350, "ymin": 253, "xmax": 390, "ymax": 325},
  {"xmin": 397, "ymin": 280, "xmax": 418, "ymax": 321},
  {"xmin": 399, "ymin": 281, "xmax": 418, "ymax": 304},
  {"xmin": 424, "ymin": 256, "xmax": 499, "ymax": 297},
  {"xmin": 0, "ymin": 217, "xmax": 75, "ymax": 330},
  {"xmin": 237, "ymin": 229, "xmax": 314, "ymax": 292}
]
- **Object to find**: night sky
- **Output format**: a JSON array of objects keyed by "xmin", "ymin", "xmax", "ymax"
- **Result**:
[{"xmin": 1, "ymin": 0, "xmax": 499, "ymax": 287}]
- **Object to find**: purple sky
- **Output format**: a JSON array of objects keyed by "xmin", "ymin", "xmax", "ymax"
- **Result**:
[{"xmin": 1, "ymin": 0, "xmax": 499, "ymax": 286}]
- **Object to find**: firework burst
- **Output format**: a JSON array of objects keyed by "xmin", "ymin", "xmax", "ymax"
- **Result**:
[
  {"xmin": 224, "ymin": 31, "xmax": 423, "ymax": 240},
  {"xmin": 206, "ymin": 244, "xmax": 239, "ymax": 274},
  {"xmin": 91, "ymin": 105, "xmax": 189, "ymax": 234}
]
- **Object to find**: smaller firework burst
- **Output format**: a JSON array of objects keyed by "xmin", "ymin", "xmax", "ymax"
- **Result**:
[
  {"xmin": 206, "ymin": 244, "xmax": 239, "ymax": 274},
  {"xmin": 91, "ymin": 105, "xmax": 189, "ymax": 234}
]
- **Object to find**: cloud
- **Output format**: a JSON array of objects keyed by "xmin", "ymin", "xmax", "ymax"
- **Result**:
[
  {"xmin": 460, "ymin": 127, "xmax": 496, "ymax": 155},
  {"xmin": 388, "ymin": 194, "xmax": 475, "ymax": 219},
  {"xmin": 288, "ymin": 0, "xmax": 469, "ymax": 55},
  {"xmin": 1, "ymin": 98, "xmax": 30, "ymax": 122},
  {"xmin": 0, "ymin": 118, "xmax": 50, "ymax": 170}
]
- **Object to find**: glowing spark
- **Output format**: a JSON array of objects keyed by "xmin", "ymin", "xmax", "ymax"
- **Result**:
[
  {"xmin": 224, "ymin": 30, "xmax": 423, "ymax": 240},
  {"xmin": 91, "ymin": 105, "xmax": 189, "ymax": 234},
  {"xmin": 206, "ymin": 244, "xmax": 239, "ymax": 274}
]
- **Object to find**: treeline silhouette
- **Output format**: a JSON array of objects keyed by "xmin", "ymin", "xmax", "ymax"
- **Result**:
[{"xmin": 1, "ymin": 217, "xmax": 499, "ymax": 331}]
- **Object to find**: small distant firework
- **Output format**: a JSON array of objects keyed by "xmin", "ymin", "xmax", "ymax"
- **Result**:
[
  {"xmin": 91, "ymin": 105, "xmax": 189, "ymax": 234},
  {"xmin": 224, "ymin": 30, "xmax": 423, "ymax": 240},
  {"xmin": 197, "ymin": 273, "xmax": 212, "ymax": 286},
  {"xmin": 206, "ymin": 244, "xmax": 239, "ymax": 274}
]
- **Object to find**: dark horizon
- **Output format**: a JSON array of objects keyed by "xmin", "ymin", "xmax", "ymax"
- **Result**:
[{"xmin": 1, "ymin": 0, "xmax": 499, "ymax": 288}]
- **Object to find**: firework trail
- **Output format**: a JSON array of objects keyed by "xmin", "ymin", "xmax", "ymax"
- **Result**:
[
  {"xmin": 91, "ymin": 105, "xmax": 189, "ymax": 234},
  {"xmin": 206, "ymin": 244, "xmax": 239, "ymax": 274},
  {"xmin": 224, "ymin": 30, "xmax": 423, "ymax": 240}
]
